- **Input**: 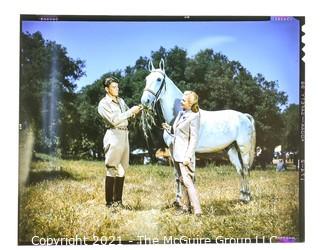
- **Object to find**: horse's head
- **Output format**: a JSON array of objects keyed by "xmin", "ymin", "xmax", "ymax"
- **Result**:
[{"xmin": 141, "ymin": 59, "xmax": 166, "ymax": 108}]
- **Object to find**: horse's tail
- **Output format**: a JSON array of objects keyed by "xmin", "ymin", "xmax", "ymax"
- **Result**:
[{"xmin": 244, "ymin": 113, "xmax": 256, "ymax": 169}]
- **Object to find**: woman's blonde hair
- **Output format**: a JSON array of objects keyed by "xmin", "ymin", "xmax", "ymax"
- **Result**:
[{"xmin": 184, "ymin": 90, "xmax": 199, "ymax": 113}]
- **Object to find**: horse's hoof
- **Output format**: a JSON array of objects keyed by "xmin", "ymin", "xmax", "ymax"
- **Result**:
[
  {"xmin": 240, "ymin": 195, "xmax": 251, "ymax": 203},
  {"xmin": 240, "ymin": 199, "xmax": 250, "ymax": 204}
]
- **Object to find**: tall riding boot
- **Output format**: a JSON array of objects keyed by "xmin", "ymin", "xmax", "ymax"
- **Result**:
[
  {"xmin": 114, "ymin": 176, "xmax": 125, "ymax": 205},
  {"xmin": 105, "ymin": 176, "xmax": 115, "ymax": 207}
]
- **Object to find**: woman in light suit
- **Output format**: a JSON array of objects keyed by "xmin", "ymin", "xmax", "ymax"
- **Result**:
[{"xmin": 162, "ymin": 91, "xmax": 202, "ymax": 216}]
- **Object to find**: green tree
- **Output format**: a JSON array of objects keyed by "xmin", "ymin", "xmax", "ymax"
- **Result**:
[
  {"xmin": 165, "ymin": 46, "xmax": 188, "ymax": 82},
  {"xmin": 254, "ymin": 74, "xmax": 287, "ymax": 149},
  {"xmin": 281, "ymin": 104, "xmax": 300, "ymax": 151},
  {"xmin": 182, "ymin": 49, "xmax": 287, "ymax": 151},
  {"xmin": 20, "ymin": 31, "xmax": 85, "ymax": 156},
  {"xmin": 75, "ymin": 78, "xmax": 106, "ymax": 158},
  {"xmin": 151, "ymin": 46, "xmax": 168, "ymax": 66},
  {"xmin": 69, "ymin": 46, "xmax": 290, "ymax": 160}
]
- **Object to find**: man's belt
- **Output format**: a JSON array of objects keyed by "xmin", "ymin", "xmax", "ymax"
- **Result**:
[{"xmin": 109, "ymin": 127, "xmax": 128, "ymax": 131}]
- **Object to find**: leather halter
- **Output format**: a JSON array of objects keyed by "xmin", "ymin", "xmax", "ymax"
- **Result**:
[{"xmin": 143, "ymin": 72, "xmax": 166, "ymax": 106}]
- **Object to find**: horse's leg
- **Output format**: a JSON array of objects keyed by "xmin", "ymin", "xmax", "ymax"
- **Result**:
[
  {"xmin": 237, "ymin": 144, "xmax": 252, "ymax": 202},
  {"xmin": 227, "ymin": 146, "xmax": 250, "ymax": 202},
  {"xmin": 239, "ymin": 164, "xmax": 251, "ymax": 203}
]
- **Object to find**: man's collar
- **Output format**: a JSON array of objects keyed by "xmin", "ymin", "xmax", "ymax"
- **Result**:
[{"xmin": 105, "ymin": 94, "xmax": 119, "ymax": 104}]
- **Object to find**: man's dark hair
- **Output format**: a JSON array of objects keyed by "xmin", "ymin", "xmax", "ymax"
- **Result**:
[{"xmin": 103, "ymin": 76, "xmax": 120, "ymax": 88}]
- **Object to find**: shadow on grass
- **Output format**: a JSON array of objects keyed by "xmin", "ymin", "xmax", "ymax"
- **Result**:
[
  {"xmin": 252, "ymin": 164, "xmax": 298, "ymax": 172},
  {"xmin": 32, "ymin": 154, "xmax": 49, "ymax": 162},
  {"xmin": 26, "ymin": 169, "xmax": 77, "ymax": 186},
  {"xmin": 282, "ymin": 167, "xmax": 299, "ymax": 172},
  {"xmin": 161, "ymin": 199, "xmax": 242, "ymax": 216},
  {"xmin": 203, "ymin": 199, "xmax": 240, "ymax": 216}
]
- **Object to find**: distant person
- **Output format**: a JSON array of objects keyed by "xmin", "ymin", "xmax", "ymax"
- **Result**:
[
  {"xmin": 162, "ymin": 91, "xmax": 202, "ymax": 216},
  {"xmin": 254, "ymin": 146, "xmax": 268, "ymax": 170},
  {"xmin": 98, "ymin": 76, "xmax": 142, "ymax": 208},
  {"xmin": 256, "ymin": 146, "xmax": 262, "ymax": 157},
  {"xmin": 276, "ymin": 159, "xmax": 286, "ymax": 172}
]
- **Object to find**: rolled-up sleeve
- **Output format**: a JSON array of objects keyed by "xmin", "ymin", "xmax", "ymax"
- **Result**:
[{"xmin": 98, "ymin": 100, "xmax": 132, "ymax": 127}]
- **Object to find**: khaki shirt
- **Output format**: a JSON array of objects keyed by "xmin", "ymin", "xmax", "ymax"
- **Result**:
[{"xmin": 98, "ymin": 94, "xmax": 132, "ymax": 128}]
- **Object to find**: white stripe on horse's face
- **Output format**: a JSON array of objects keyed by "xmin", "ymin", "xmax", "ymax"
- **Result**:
[{"xmin": 141, "ymin": 71, "xmax": 165, "ymax": 107}]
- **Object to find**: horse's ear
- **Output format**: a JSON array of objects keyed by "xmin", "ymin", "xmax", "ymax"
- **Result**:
[
  {"xmin": 148, "ymin": 60, "xmax": 155, "ymax": 72},
  {"xmin": 159, "ymin": 58, "xmax": 165, "ymax": 72}
]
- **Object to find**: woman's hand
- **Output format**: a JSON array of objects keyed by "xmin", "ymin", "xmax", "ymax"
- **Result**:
[
  {"xmin": 183, "ymin": 159, "xmax": 190, "ymax": 166},
  {"xmin": 162, "ymin": 122, "xmax": 171, "ymax": 130}
]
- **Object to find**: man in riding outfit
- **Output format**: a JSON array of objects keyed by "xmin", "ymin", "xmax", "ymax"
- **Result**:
[{"xmin": 98, "ymin": 76, "xmax": 141, "ymax": 208}]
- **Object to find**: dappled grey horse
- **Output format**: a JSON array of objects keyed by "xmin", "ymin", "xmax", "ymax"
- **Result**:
[{"xmin": 141, "ymin": 59, "xmax": 256, "ymax": 202}]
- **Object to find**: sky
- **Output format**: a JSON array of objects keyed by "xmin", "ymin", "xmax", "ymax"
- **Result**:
[{"xmin": 21, "ymin": 17, "xmax": 301, "ymax": 104}]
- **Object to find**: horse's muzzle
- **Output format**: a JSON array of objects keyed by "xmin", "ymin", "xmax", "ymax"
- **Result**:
[{"xmin": 141, "ymin": 92, "xmax": 155, "ymax": 108}]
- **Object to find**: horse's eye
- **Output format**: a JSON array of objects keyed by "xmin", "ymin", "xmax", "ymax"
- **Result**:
[{"xmin": 157, "ymin": 78, "xmax": 161, "ymax": 82}]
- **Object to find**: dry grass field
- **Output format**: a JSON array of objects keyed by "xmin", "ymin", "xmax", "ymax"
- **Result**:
[{"xmin": 18, "ymin": 154, "xmax": 301, "ymax": 244}]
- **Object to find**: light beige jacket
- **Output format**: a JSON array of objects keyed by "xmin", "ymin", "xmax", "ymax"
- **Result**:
[{"xmin": 172, "ymin": 110, "xmax": 200, "ymax": 167}]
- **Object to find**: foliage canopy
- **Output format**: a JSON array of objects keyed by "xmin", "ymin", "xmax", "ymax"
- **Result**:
[{"xmin": 20, "ymin": 32, "xmax": 300, "ymax": 159}]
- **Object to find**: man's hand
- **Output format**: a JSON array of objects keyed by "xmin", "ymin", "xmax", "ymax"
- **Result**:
[{"xmin": 131, "ymin": 105, "xmax": 142, "ymax": 115}]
